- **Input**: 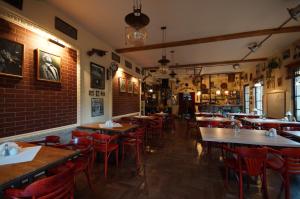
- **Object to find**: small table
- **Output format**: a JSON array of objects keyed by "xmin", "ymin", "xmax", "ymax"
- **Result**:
[
  {"xmin": 200, "ymin": 127, "xmax": 300, "ymax": 147},
  {"xmin": 227, "ymin": 113, "xmax": 260, "ymax": 118},
  {"xmin": 195, "ymin": 112, "xmax": 223, "ymax": 117},
  {"xmin": 242, "ymin": 118, "xmax": 300, "ymax": 126},
  {"xmin": 79, "ymin": 123, "xmax": 138, "ymax": 134},
  {"xmin": 0, "ymin": 142, "xmax": 78, "ymax": 192},
  {"xmin": 284, "ymin": 131, "xmax": 300, "ymax": 138},
  {"xmin": 196, "ymin": 116, "xmax": 238, "ymax": 123}
]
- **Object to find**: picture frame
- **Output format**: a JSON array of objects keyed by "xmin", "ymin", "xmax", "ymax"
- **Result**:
[
  {"xmin": 0, "ymin": 38, "xmax": 24, "ymax": 78},
  {"xmin": 282, "ymin": 49, "xmax": 290, "ymax": 60},
  {"xmin": 119, "ymin": 78, "xmax": 126, "ymax": 92},
  {"xmin": 100, "ymin": 91, "xmax": 105, "ymax": 96},
  {"xmin": 91, "ymin": 98, "xmax": 104, "ymax": 117},
  {"xmin": 111, "ymin": 52, "xmax": 120, "ymax": 63},
  {"xmin": 95, "ymin": 90, "xmax": 100, "ymax": 96},
  {"xmin": 89, "ymin": 90, "xmax": 94, "ymax": 96},
  {"xmin": 127, "ymin": 80, "xmax": 133, "ymax": 93},
  {"xmin": 90, "ymin": 62, "xmax": 105, "ymax": 89},
  {"xmin": 133, "ymin": 82, "xmax": 139, "ymax": 94},
  {"xmin": 125, "ymin": 60, "xmax": 132, "ymax": 69},
  {"xmin": 36, "ymin": 49, "xmax": 61, "ymax": 83}
]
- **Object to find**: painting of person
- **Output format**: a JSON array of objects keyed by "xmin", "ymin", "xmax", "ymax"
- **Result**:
[{"xmin": 37, "ymin": 49, "xmax": 61, "ymax": 82}]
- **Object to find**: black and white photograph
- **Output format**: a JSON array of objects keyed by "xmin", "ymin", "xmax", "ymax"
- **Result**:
[
  {"xmin": 0, "ymin": 38, "xmax": 24, "ymax": 78},
  {"xmin": 90, "ymin": 62, "xmax": 105, "ymax": 89},
  {"xmin": 37, "ymin": 49, "xmax": 61, "ymax": 82},
  {"xmin": 91, "ymin": 98, "xmax": 104, "ymax": 117}
]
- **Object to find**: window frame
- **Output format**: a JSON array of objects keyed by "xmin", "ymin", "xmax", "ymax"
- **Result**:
[
  {"xmin": 243, "ymin": 84, "xmax": 250, "ymax": 113},
  {"xmin": 254, "ymin": 82, "xmax": 263, "ymax": 115}
]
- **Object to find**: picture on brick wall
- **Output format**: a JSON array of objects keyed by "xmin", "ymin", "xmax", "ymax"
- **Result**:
[
  {"xmin": 133, "ymin": 82, "xmax": 139, "ymax": 94},
  {"xmin": 90, "ymin": 62, "xmax": 105, "ymax": 89},
  {"xmin": 36, "ymin": 49, "xmax": 61, "ymax": 83},
  {"xmin": 0, "ymin": 38, "xmax": 24, "ymax": 78},
  {"xmin": 127, "ymin": 80, "xmax": 133, "ymax": 93},
  {"xmin": 119, "ymin": 78, "xmax": 126, "ymax": 92},
  {"xmin": 91, "ymin": 98, "xmax": 104, "ymax": 117}
]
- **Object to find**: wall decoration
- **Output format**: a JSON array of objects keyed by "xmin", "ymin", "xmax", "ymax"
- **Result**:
[
  {"xmin": 89, "ymin": 90, "xmax": 94, "ymax": 96},
  {"xmin": 293, "ymin": 45, "xmax": 300, "ymax": 59},
  {"xmin": 256, "ymin": 64, "xmax": 260, "ymax": 75},
  {"xmin": 249, "ymin": 73, "xmax": 253, "ymax": 81},
  {"xmin": 125, "ymin": 60, "xmax": 132, "ymax": 69},
  {"xmin": 133, "ymin": 82, "xmax": 139, "ymax": 94},
  {"xmin": 95, "ymin": 90, "xmax": 100, "ymax": 96},
  {"xmin": 87, "ymin": 48, "xmax": 107, "ymax": 57},
  {"xmin": 277, "ymin": 77, "xmax": 283, "ymax": 87},
  {"xmin": 2, "ymin": 0, "xmax": 23, "ymax": 10},
  {"xmin": 244, "ymin": 73, "xmax": 248, "ymax": 82},
  {"xmin": 101, "ymin": 91, "xmax": 105, "ymax": 96},
  {"xmin": 262, "ymin": 63, "xmax": 266, "ymax": 71},
  {"xmin": 135, "ymin": 67, "xmax": 141, "ymax": 74},
  {"xmin": 112, "ymin": 52, "xmax": 120, "ymax": 63},
  {"xmin": 55, "ymin": 17, "xmax": 77, "ymax": 40},
  {"xmin": 282, "ymin": 49, "xmax": 290, "ymax": 60},
  {"xmin": 90, "ymin": 62, "xmax": 105, "ymax": 89},
  {"xmin": 0, "ymin": 38, "xmax": 24, "ymax": 78},
  {"xmin": 91, "ymin": 98, "xmax": 104, "ymax": 117},
  {"xmin": 127, "ymin": 80, "xmax": 133, "ymax": 93},
  {"xmin": 119, "ymin": 78, "xmax": 126, "ymax": 92},
  {"xmin": 36, "ymin": 49, "xmax": 61, "ymax": 83}
]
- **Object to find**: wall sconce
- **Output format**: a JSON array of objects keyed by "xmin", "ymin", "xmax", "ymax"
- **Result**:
[
  {"xmin": 197, "ymin": 91, "xmax": 201, "ymax": 96},
  {"xmin": 48, "ymin": 38, "xmax": 65, "ymax": 48},
  {"xmin": 224, "ymin": 90, "xmax": 229, "ymax": 95},
  {"xmin": 216, "ymin": 90, "xmax": 221, "ymax": 95}
]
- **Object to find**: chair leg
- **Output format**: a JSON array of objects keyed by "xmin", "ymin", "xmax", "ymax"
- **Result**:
[
  {"xmin": 239, "ymin": 171, "xmax": 243, "ymax": 199},
  {"xmin": 122, "ymin": 144, "xmax": 125, "ymax": 164},
  {"xmin": 84, "ymin": 169, "xmax": 93, "ymax": 190},
  {"xmin": 225, "ymin": 167, "xmax": 229, "ymax": 189},
  {"xmin": 104, "ymin": 153, "xmax": 108, "ymax": 178},
  {"xmin": 115, "ymin": 149, "xmax": 119, "ymax": 168}
]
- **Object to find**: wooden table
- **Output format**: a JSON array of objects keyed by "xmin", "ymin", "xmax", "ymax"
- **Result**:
[
  {"xmin": 79, "ymin": 123, "xmax": 138, "ymax": 133},
  {"xmin": 200, "ymin": 127, "xmax": 300, "ymax": 147},
  {"xmin": 0, "ymin": 142, "xmax": 78, "ymax": 192},
  {"xmin": 196, "ymin": 116, "xmax": 238, "ymax": 123},
  {"xmin": 242, "ymin": 118, "xmax": 300, "ymax": 126},
  {"xmin": 195, "ymin": 112, "xmax": 223, "ymax": 117},
  {"xmin": 284, "ymin": 131, "xmax": 300, "ymax": 138},
  {"xmin": 227, "ymin": 113, "xmax": 260, "ymax": 118}
]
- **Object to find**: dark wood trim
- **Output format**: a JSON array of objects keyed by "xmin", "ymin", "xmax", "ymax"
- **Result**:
[
  {"xmin": 285, "ymin": 60, "xmax": 300, "ymax": 68},
  {"xmin": 116, "ymin": 26, "xmax": 300, "ymax": 53},
  {"xmin": 144, "ymin": 58, "xmax": 267, "ymax": 70}
]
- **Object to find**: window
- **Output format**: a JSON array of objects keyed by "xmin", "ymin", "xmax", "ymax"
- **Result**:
[
  {"xmin": 244, "ymin": 85, "xmax": 250, "ymax": 114},
  {"xmin": 294, "ymin": 68, "xmax": 300, "ymax": 121},
  {"xmin": 254, "ymin": 82, "xmax": 263, "ymax": 115}
]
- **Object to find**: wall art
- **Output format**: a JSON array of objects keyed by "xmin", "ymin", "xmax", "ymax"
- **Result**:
[
  {"xmin": 90, "ymin": 62, "xmax": 105, "ymax": 89},
  {"xmin": 91, "ymin": 98, "xmax": 104, "ymax": 117}
]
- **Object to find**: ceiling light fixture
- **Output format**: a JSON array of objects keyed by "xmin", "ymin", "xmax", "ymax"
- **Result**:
[
  {"xmin": 232, "ymin": 63, "xmax": 240, "ymax": 70},
  {"xmin": 158, "ymin": 26, "xmax": 170, "ymax": 74},
  {"xmin": 125, "ymin": 0, "xmax": 150, "ymax": 46},
  {"xmin": 288, "ymin": 4, "xmax": 300, "ymax": 20},
  {"xmin": 248, "ymin": 42, "xmax": 260, "ymax": 52}
]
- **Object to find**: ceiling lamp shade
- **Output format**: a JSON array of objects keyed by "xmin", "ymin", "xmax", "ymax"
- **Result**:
[
  {"xmin": 158, "ymin": 26, "xmax": 170, "ymax": 74},
  {"xmin": 288, "ymin": 4, "xmax": 300, "ymax": 20},
  {"xmin": 125, "ymin": 0, "xmax": 150, "ymax": 46}
]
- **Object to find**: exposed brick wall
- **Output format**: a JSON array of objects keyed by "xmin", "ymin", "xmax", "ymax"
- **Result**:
[
  {"xmin": 0, "ymin": 19, "xmax": 77, "ymax": 138},
  {"xmin": 112, "ymin": 72, "xmax": 140, "ymax": 116}
]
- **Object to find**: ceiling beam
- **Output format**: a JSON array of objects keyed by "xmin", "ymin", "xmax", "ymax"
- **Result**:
[
  {"xmin": 116, "ymin": 26, "xmax": 300, "ymax": 53},
  {"xmin": 145, "ymin": 58, "xmax": 268, "ymax": 70}
]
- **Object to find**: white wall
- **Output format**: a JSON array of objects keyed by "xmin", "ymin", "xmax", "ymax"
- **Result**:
[{"xmin": 0, "ymin": 0, "xmax": 141, "ymax": 140}]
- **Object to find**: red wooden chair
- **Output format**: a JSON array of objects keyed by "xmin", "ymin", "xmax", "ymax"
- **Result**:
[
  {"xmin": 223, "ymin": 146, "xmax": 268, "ymax": 199},
  {"xmin": 186, "ymin": 118, "xmax": 198, "ymax": 135},
  {"xmin": 29, "ymin": 135, "xmax": 60, "ymax": 146},
  {"xmin": 91, "ymin": 133, "xmax": 119, "ymax": 178},
  {"xmin": 71, "ymin": 130, "xmax": 91, "ymax": 139},
  {"xmin": 122, "ymin": 128, "xmax": 144, "ymax": 169},
  {"xmin": 148, "ymin": 117, "xmax": 163, "ymax": 138},
  {"xmin": 266, "ymin": 148, "xmax": 300, "ymax": 199},
  {"xmin": 5, "ymin": 165, "xmax": 75, "ymax": 199}
]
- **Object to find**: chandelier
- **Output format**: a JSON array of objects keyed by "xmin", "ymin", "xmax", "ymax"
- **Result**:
[
  {"xmin": 125, "ymin": 0, "xmax": 150, "ymax": 46},
  {"xmin": 158, "ymin": 26, "xmax": 170, "ymax": 74}
]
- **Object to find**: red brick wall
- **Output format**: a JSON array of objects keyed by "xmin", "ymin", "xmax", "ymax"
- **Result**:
[
  {"xmin": 112, "ymin": 72, "xmax": 140, "ymax": 116},
  {"xmin": 0, "ymin": 19, "xmax": 77, "ymax": 138}
]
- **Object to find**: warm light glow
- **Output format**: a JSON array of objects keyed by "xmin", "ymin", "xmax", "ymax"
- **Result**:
[
  {"xmin": 197, "ymin": 91, "xmax": 201, "ymax": 96},
  {"xmin": 254, "ymin": 82, "xmax": 262, "ymax": 87},
  {"xmin": 149, "ymin": 89, "xmax": 153, "ymax": 93},
  {"xmin": 116, "ymin": 68, "xmax": 124, "ymax": 78},
  {"xmin": 216, "ymin": 90, "xmax": 221, "ymax": 95},
  {"xmin": 224, "ymin": 90, "xmax": 229, "ymax": 95}
]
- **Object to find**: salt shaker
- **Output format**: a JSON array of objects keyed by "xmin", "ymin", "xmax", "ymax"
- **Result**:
[{"xmin": 4, "ymin": 144, "xmax": 9, "ymax": 156}]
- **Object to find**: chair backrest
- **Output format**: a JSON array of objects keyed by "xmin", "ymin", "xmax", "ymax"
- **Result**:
[
  {"xmin": 91, "ymin": 133, "xmax": 114, "ymax": 144},
  {"xmin": 237, "ymin": 147, "xmax": 267, "ymax": 176},
  {"xmin": 5, "ymin": 166, "xmax": 74, "ymax": 199},
  {"xmin": 72, "ymin": 130, "xmax": 91, "ymax": 139},
  {"xmin": 280, "ymin": 148, "xmax": 300, "ymax": 175},
  {"xmin": 209, "ymin": 121, "xmax": 221, "ymax": 128},
  {"xmin": 197, "ymin": 121, "xmax": 210, "ymax": 127}
]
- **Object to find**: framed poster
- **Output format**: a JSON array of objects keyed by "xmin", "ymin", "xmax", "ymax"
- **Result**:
[
  {"xmin": 90, "ymin": 62, "xmax": 105, "ymax": 89},
  {"xmin": 125, "ymin": 60, "xmax": 132, "ymax": 69},
  {"xmin": 133, "ymin": 82, "xmax": 139, "ymax": 94},
  {"xmin": 127, "ymin": 80, "xmax": 133, "ymax": 93},
  {"xmin": 119, "ymin": 78, "xmax": 126, "ymax": 92},
  {"xmin": 91, "ymin": 98, "xmax": 104, "ymax": 117},
  {"xmin": 0, "ymin": 38, "xmax": 24, "ymax": 78},
  {"xmin": 36, "ymin": 49, "xmax": 61, "ymax": 83},
  {"xmin": 111, "ymin": 52, "xmax": 120, "ymax": 63}
]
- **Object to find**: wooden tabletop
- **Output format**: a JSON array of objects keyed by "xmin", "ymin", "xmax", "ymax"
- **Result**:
[
  {"xmin": 284, "ymin": 131, "xmax": 300, "ymax": 138},
  {"xmin": 195, "ymin": 112, "xmax": 223, "ymax": 117},
  {"xmin": 227, "ymin": 113, "xmax": 260, "ymax": 117},
  {"xmin": 196, "ymin": 116, "xmax": 237, "ymax": 123},
  {"xmin": 242, "ymin": 118, "xmax": 300, "ymax": 125},
  {"xmin": 79, "ymin": 122, "xmax": 138, "ymax": 133},
  {"xmin": 0, "ymin": 142, "xmax": 78, "ymax": 191},
  {"xmin": 133, "ymin": 115, "xmax": 156, "ymax": 120},
  {"xmin": 200, "ymin": 127, "xmax": 300, "ymax": 147}
]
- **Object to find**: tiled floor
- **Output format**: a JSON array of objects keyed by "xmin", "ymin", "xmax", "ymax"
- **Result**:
[{"xmin": 75, "ymin": 120, "xmax": 300, "ymax": 199}]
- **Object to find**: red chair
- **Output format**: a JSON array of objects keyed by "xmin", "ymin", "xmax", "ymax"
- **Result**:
[
  {"xmin": 72, "ymin": 130, "xmax": 91, "ymax": 139},
  {"xmin": 5, "ymin": 165, "xmax": 75, "ymax": 199},
  {"xmin": 186, "ymin": 118, "xmax": 198, "ymax": 135},
  {"xmin": 266, "ymin": 148, "xmax": 300, "ymax": 199},
  {"xmin": 122, "ymin": 128, "xmax": 144, "ymax": 168},
  {"xmin": 223, "ymin": 146, "xmax": 268, "ymax": 199},
  {"xmin": 91, "ymin": 133, "xmax": 119, "ymax": 178},
  {"xmin": 29, "ymin": 135, "xmax": 60, "ymax": 146},
  {"xmin": 148, "ymin": 117, "xmax": 163, "ymax": 138}
]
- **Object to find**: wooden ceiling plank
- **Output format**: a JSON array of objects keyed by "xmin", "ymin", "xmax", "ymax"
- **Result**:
[{"xmin": 116, "ymin": 26, "xmax": 300, "ymax": 53}]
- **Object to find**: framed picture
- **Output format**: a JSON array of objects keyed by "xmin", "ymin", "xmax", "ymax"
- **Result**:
[
  {"xmin": 135, "ymin": 67, "xmax": 141, "ymax": 74},
  {"xmin": 125, "ymin": 60, "xmax": 132, "ymax": 69},
  {"xmin": 100, "ymin": 91, "xmax": 105, "ymax": 96},
  {"xmin": 133, "ymin": 82, "xmax": 139, "ymax": 94},
  {"xmin": 282, "ymin": 49, "xmax": 290, "ymax": 60},
  {"xmin": 89, "ymin": 90, "xmax": 94, "ymax": 96},
  {"xmin": 111, "ymin": 52, "xmax": 120, "ymax": 63},
  {"xmin": 127, "ymin": 80, "xmax": 133, "ymax": 93},
  {"xmin": 91, "ymin": 98, "xmax": 104, "ymax": 117},
  {"xmin": 36, "ymin": 49, "xmax": 61, "ymax": 83},
  {"xmin": 0, "ymin": 38, "xmax": 24, "ymax": 78},
  {"xmin": 95, "ymin": 90, "xmax": 100, "ymax": 96},
  {"xmin": 90, "ymin": 62, "xmax": 105, "ymax": 89},
  {"xmin": 119, "ymin": 78, "xmax": 126, "ymax": 92},
  {"xmin": 3, "ymin": 0, "xmax": 23, "ymax": 10}
]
